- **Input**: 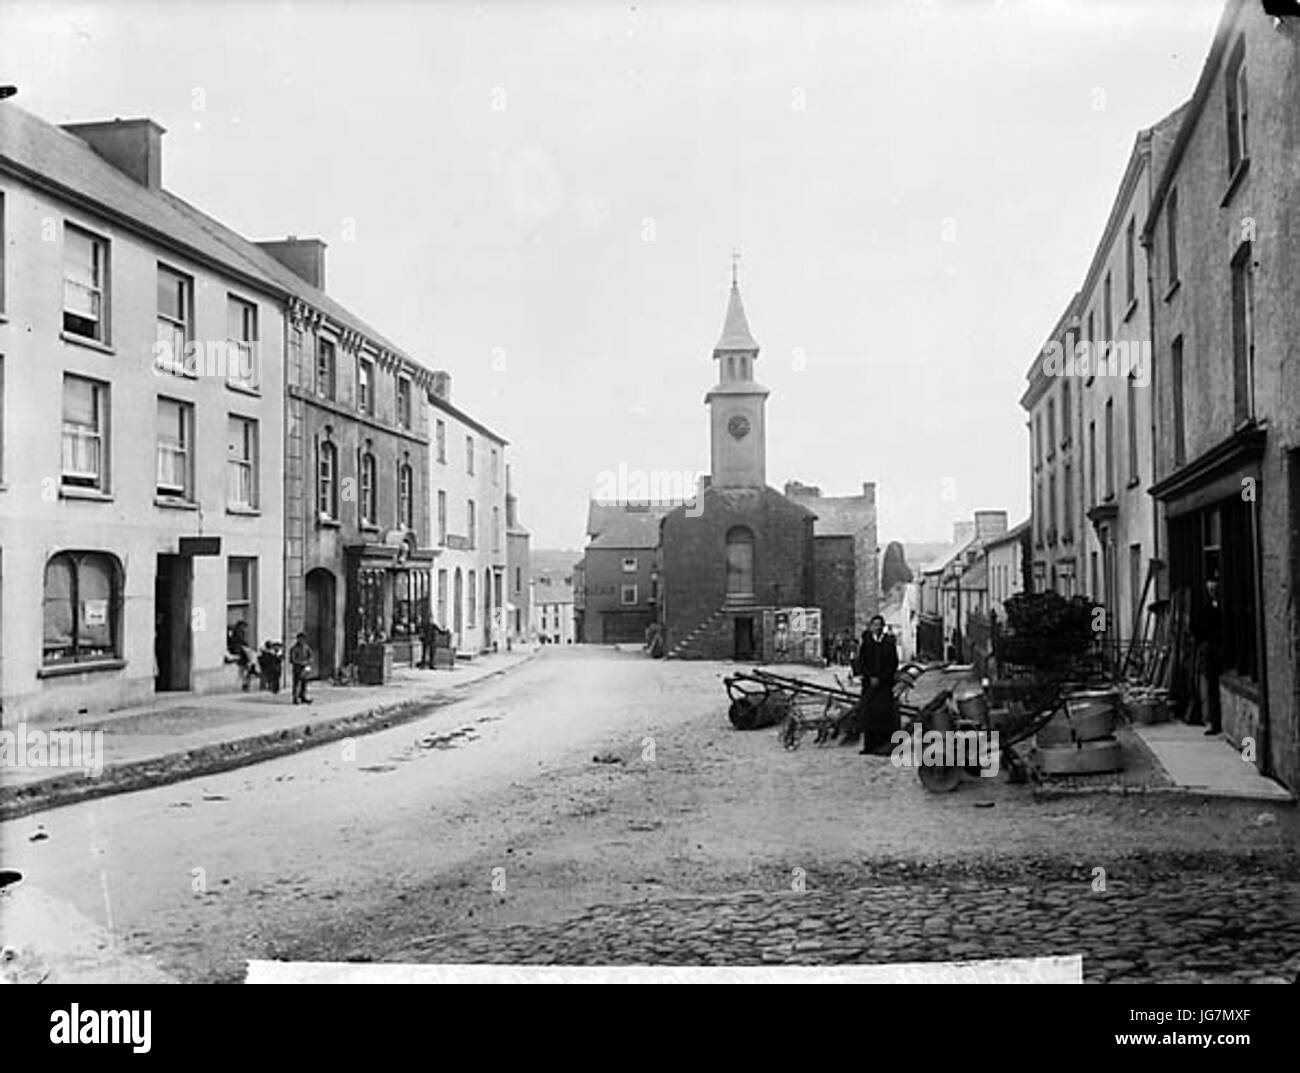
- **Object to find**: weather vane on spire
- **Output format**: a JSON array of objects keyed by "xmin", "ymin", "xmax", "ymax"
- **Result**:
[{"xmin": 731, "ymin": 248, "xmax": 741, "ymax": 287}]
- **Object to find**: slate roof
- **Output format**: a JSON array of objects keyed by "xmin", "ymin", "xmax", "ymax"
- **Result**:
[
  {"xmin": 784, "ymin": 491, "xmax": 873, "ymax": 537},
  {"xmin": 586, "ymin": 500, "xmax": 678, "ymax": 545},
  {"xmin": 0, "ymin": 104, "xmax": 445, "ymax": 393}
]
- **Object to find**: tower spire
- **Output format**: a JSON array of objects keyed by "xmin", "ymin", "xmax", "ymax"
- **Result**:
[{"xmin": 715, "ymin": 262, "xmax": 759, "ymax": 353}]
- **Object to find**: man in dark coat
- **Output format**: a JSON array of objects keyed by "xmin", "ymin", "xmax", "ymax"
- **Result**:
[
  {"xmin": 1190, "ymin": 575, "xmax": 1223, "ymax": 735},
  {"xmin": 853, "ymin": 615, "xmax": 899, "ymax": 755}
]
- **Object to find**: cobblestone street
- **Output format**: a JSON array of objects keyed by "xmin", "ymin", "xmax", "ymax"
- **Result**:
[{"xmin": 383, "ymin": 864, "xmax": 1300, "ymax": 982}]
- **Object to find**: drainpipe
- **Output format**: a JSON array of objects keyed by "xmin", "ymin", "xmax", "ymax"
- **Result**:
[{"xmin": 1250, "ymin": 473, "xmax": 1271, "ymax": 780}]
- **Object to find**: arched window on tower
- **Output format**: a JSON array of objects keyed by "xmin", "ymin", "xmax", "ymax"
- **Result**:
[{"xmin": 725, "ymin": 526, "xmax": 755, "ymax": 597}]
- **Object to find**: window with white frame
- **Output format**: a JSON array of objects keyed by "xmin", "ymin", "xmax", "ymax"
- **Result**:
[
  {"xmin": 43, "ymin": 551, "xmax": 121, "ymax": 665},
  {"xmin": 62, "ymin": 375, "xmax": 107, "ymax": 490},
  {"xmin": 466, "ymin": 434, "xmax": 474, "ymax": 475},
  {"xmin": 621, "ymin": 584, "xmax": 638, "ymax": 606},
  {"xmin": 622, "ymin": 557, "xmax": 638, "ymax": 573},
  {"xmin": 316, "ymin": 339, "xmax": 336, "ymax": 401},
  {"xmin": 227, "ymin": 415, "xmax": 258, "ymax": 509},
  {"xmin": 435, "ymin": 418, "xmax": 446, "ymax": 462},
  {"xmin": 360, "ymin": 449, "xmax": 377, "ymax": 525},
  {"xmin": 227, "ymin": 296, "xmax": 258, "ymax": 390},
  {"xmin": 318, "ymin": 438, "xmax": 338, "ymax": 519},
  {"xmin": 226, "ymin": 557, "xmax": 257, "ymax": 642},
  {"xmin": 64, "ymin": 224, "xmax": 108, "ymax": 343},
  {"xmin": 1225, "ymin": 40, "xmax": 1248, "ymax": 174},
  {"xmin": 396, "ymin": 376, "xmax": 411, "ymax": 429},
  {"xmin": 156, "ymin": 397, "xmax": 194, "ymax": 499},
  {"xmin": 398, "ymin": 461, "xmax": 413, "ymax": 529},
  {"xmin": 437, "ymin": 490, "xmax": 447, "ymax": 545},
  {"xmin": 156, "ymin": 264, "xmax": 193, "ymax": 376},
  {"xmin": 358, "ymin": 358, "xmax": 374, "ymax": 416},
  {"xmin": 467, "ymin": 498, "xmax": 476, "ymax": 548}
]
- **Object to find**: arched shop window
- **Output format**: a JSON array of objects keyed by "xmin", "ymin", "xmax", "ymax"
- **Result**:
[{"xmin": 43, "ymin": 551, "xmax": 122, "ymax": 665}]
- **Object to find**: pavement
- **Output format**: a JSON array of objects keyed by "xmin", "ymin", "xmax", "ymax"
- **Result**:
[
  {"xmin": 0, "ymin": 648, "xmax": 535, "ymax": 819},
  {"xmin": 1134, "ymin": 722, "xmax": 1293, "ymax": 802},
  {"xmin": 1, "ymin": 647, "xmax": 1296, "ymax": 983}
]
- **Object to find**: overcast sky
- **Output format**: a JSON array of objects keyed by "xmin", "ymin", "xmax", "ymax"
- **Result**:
[{"xmin": 2, "ymin": 0, "xmax": 1225, "ymax": 548}]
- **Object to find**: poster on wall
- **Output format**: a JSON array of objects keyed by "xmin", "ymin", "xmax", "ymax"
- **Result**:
[{"xmin": 768, "ymin": 606, "xmax": 823, "ymax": 665}]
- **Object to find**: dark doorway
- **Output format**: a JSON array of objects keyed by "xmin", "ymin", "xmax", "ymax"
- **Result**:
[
  {"xmin": 734, "ymin": 616, "xmax": 755, "ymax": 661},
  {"xmin": 154, "ymin": 554, "xmax": 192, "ymax": 691},
  {"xmin": 305, "ymin": 568, "xmax": 337, "ymax": 680}
]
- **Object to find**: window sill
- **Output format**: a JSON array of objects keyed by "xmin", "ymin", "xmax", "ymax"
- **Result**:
[
  {"xmin": 60, "ymin": 485, "xmax": 112, "ymax": 502},
  {"xmin": 226, "ymin": 380, "xmax": 262, "ymax": 398},
  {"xmin": 1220, "ymin": 157, "xmax": 1250, "ymax": 208},
  {"xmin": 155, "ymin": 495, "xmax": 199, "ymax": 510},
  {"xmin": 1122, "ymin": 297, "xmax": 1138, "ymax": 323},
  {"xmin": 60, "ymin": 331, "xmax": 114, "ymax": 355},
  {"xmin": 317, "ymin": 516, "xmax": 342, "ymax": 529},
  {"xmin": 38, "ymin": 658, "xmax": 126, "ymax": 679},
  {"xmin": 1163, "ymin": 279, "xmax": 1181, "ymax": 303},
  {"xmin": 1126, "ymin": 477, "xmax": 1141, "ymax": 490},
  {"xmin": 227, "ymin": 504, "xmax": 261, "ymax": 516}
]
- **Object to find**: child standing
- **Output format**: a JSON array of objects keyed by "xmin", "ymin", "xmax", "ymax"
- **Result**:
[{"xmin": 289, "ymin": 632, "xmax": 314, "ymax": 705}]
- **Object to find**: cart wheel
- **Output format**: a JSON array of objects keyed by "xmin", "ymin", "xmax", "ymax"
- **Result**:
[
  {"xmin": 779, "ymin": 713, "xmax": 802, "ymax": 750},
  {"xmin": 918, "ymin": 763, "xmax": 962, "ymax": 793}
]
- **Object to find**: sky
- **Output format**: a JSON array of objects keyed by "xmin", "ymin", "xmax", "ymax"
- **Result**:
[{"xmin": 0, "ymin": 0, "xmax": 1226, "ymax": 548}]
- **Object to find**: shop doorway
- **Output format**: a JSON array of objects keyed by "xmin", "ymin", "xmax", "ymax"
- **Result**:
[
  {"xmin": 154, "ymin": 554, "xmax": 192, "ymax": 691},
  {"xmin": 305, "ymin": 568, "xmax": 336, "ymax": 680}
]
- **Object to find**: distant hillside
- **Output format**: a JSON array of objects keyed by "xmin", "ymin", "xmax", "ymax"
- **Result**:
[{"xmin": 531, "ymin": 548, "xmax": 584, "ymax": 582}]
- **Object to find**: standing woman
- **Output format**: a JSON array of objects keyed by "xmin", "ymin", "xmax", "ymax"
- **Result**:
[{"xmin": 854, "ymin": 614, "xmax": 899, "ymax": 755}]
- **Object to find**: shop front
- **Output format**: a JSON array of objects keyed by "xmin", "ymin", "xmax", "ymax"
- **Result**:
[
  {"xmin": 344, "ymin": 532, "xmax": 437, "ymax": 679},
  {"xmin": 1152, "ymin": 425, "xmax": 1265, "ymax": 755}
]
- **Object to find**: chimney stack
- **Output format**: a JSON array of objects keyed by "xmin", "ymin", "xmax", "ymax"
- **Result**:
[
  {"xmin": 973, "ymin": 510, "xmax": 1009, "ymax": 541},
  {"xmin": 62, "ymin": 118, "xmax": 165, "ymax": 190},
  {"xmin": 431, "ymin": 371, "xmax": 452, "ymax": 401},
  {"xmin": 953, "ymin": 520, "xmax": 977, "ymax": 546},
  {"xmin": 255, "ymin": 237, "xmax": 328, "ymax": 290}
]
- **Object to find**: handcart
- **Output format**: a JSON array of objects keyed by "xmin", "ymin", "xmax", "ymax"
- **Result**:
[
  {"xmin": 724, "ymin": 668, "xmax": 861, "ymax": 749},
  {"xmin": 901, "ymin": 672, "xmax": 1069, "ymax": 792}
]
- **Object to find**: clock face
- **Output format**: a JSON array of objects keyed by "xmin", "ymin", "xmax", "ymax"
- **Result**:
[{"xmin": 728, "ymin": 414, "xmax": 751, "ymax": 440}]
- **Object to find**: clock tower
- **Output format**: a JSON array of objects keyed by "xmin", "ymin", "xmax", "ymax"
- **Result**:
[{"xmin": 705, "ymin": 265, "xmax": 769, "ymax": 489}]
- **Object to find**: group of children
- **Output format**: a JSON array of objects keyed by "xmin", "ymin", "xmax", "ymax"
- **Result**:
[{"xmin": 226, "ymin": 622, "xmax": 317, "ymax": 704}]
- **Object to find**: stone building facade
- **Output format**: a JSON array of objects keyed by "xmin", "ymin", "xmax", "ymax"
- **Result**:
[
  {"xmin": 504, "ymin": 464, "xmax": 530, "ymax": 647},
  {"xmin": 1022, "ymin": 108, "xmax": 1184, "ymax": 666},
  {"xmin": 424, "ymin": 377, "xmax": 509, "ymax": 655},
  {"xmin": 264, "ymin": 245, "xmax": 439, "ymax": 677},
  {"xmin": 578, "ymin": 501, "xmax": 672, "ymax": 644},
  {"xmin": 1143, "ymin": 0, "xmax": 1300, "ymax": 792}
]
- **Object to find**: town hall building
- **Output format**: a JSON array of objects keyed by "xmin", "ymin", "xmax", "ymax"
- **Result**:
[{"xmin": 659, "ymin": 270, "xmax": 879, "ymax": 661}]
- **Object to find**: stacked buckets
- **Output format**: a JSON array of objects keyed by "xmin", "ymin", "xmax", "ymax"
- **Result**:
[{"xmin": 1035, "ymin": 689, "xmax": 1124, "ymax": 775}]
